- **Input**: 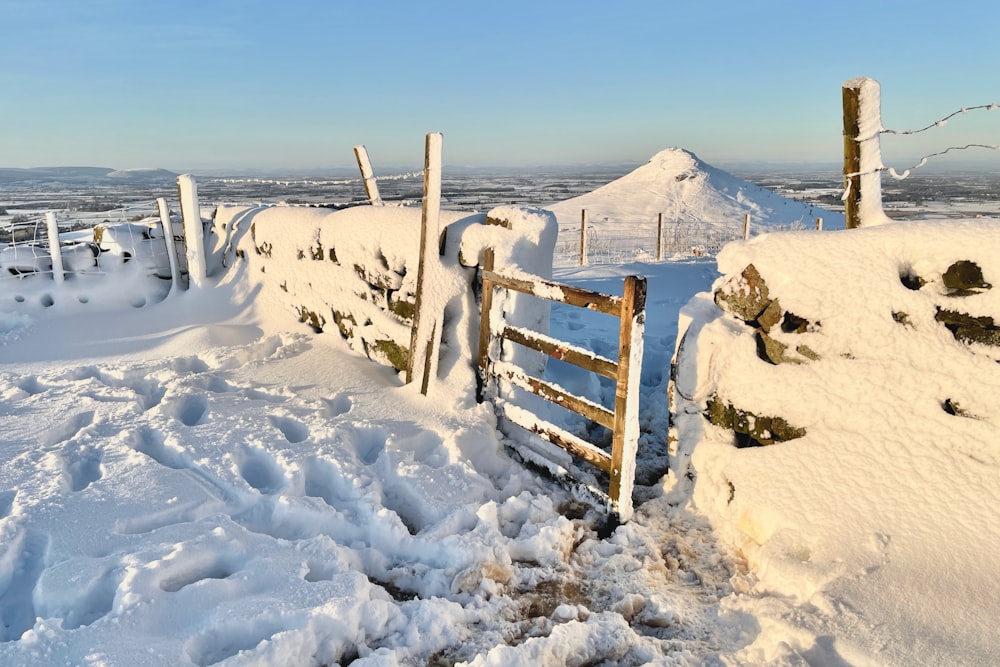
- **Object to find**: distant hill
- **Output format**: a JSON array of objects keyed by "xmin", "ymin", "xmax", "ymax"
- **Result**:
[
  {"xmin": 0, "ymin": 167, "xmax": 178, "ymax": 185},
  {"xmin": 106, "ymin": 168, "xmax": 179, "ymax": 181},
  {"xmin": 547, "ymin": 148, "xmax": 844, "ymax": 229}
]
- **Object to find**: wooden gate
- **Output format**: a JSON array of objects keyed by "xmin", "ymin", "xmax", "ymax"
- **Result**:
[{"xmin": 477, "ymin": 248, "xmax": 646, "ymax": 521}]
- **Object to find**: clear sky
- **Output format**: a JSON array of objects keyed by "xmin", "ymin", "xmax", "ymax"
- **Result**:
[{"xmin": 2, "ymin": 0, "xmax": 998, "ymax": 172}]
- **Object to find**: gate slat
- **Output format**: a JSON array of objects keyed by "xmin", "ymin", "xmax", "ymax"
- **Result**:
[
  {"xmin": 493, "ymin": 361, "xmax": 616, "ymax": 430},
  {"xmin": 503, "ymin": 326, "xmax": 618, "ymax": 380},
  {"xmin": 481, "ymin": 268, "xmax": 622, "ymax": 316},
  {"xmin": 499, "ymin": 401, "xmax": 613, "ymax": 474}
]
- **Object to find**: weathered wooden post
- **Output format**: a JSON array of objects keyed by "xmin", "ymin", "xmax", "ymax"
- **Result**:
[
  {"xmin": 743, "ymin": 213, "xmax": 751, "ymax": 240},
  {"xmin": 156, "ymin": 197, "xmax": 183, "ymax": 293},
  {"xmin": 656, "ymin": 212, "xmax": 663, "ymax": 261},
  {"xmin": 177, "ymin": 175, "xmax": 206, "ymax": 288},
  {"xmin": 579, "ymin": 209, "xmax": 587, "ymax": 266},
  {"xmin": 816, "ymin": 216, "xmax": 823, "ymax": 231},
  {"xmin": 609, "ymin": 274, "xmax": 646, "ymax": 522},
  {"xmin": 353, "ymin": 144, "xmax": 382, "ymax": 206},
  {"xmin": 842, "ymin": 77, "xmax": 891, "ymax": 228},
  {"xmin": 406, "ymin": 132, "xmax": 444, "ymax": 395},
  {"xmin": 45, "ymin": 212, "xmax": 65, "ymax": 286}
]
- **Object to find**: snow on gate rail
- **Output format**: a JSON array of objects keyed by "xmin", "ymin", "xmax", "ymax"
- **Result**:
[{"xmin": 476, "ymin": 247, "xmax": 646, "ymax": 522}]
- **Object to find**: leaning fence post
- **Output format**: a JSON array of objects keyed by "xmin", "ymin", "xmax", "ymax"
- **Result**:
[
  {"xmin": 353, "ymin": 144, "xmax": 382, "ymax": 206},
  {"xmin": 406, "ymin": 132, "xmax": 444, "ymax": 395},
  {"xmin": 156, "ymin": 197, "xmax": 183, "ymax": 293},
  {"xmin": 177, "ymin": 175, "xmax": 206, "ymax": 288},
  {"xmin": 45, "ymin": 211, "xmax": 65, "ymax": 286},
  {"xmin": 842, "ymin": 77, "xmax": 890, "ymax": 228},
  {"xmin": 579, "ymin": 209, "xmax": 587, "ymax": 266},
  {"xmin": 743, "ymin": 213, "xmax": 751, "ymax": 240}
]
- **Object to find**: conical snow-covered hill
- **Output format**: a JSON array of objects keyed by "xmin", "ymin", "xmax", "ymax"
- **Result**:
[{"xmin": 547, "ymin": 148, "xmax": 843, "ymax": 229}]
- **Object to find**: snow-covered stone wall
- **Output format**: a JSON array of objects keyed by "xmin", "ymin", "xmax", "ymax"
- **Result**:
[
  {"xmin": 211, "ymin": 204, "xmax": 557, "ymax": 374},
  {"xmin": 672, "ymin": 221, "xmax": 1000, "ymax": 455}
]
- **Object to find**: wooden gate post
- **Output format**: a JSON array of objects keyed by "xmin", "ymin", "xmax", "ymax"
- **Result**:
[{"xmin": 609, "ymin": 274, "xmax": 646, "ymax": 521}]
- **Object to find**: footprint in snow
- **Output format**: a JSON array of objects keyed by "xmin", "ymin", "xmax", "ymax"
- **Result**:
[
  {"xmin": 40, "ymin": 410, "xmax": 95, "ymax": 447},
  {"xmin": 159, "ymin": 553, "xmax": 240, "ymax": 593},
  {"xmin": 233, "ymin": 446, "xmax": 286, "ymax": 495},
  {"xmin": 159, "ymin": 394, "xmax": 210, "ymax": 426},
  {"xmin": 34, "ymin": 558, "xmax": 120, "ymax": 630},
  {"xmin": 185, "ymin": 617, "xmax": 289, "ymax": 667},
  {"xmin": 0, "ymin": 490, "xmax": 15, "ymax": 519},
  {"xmin": 125, "ymin": 427, "xmax": 191, "ymax": 470},
  {"xmin": 268, "ymin": 415, "xmax": 310, "ymax": 444},
  {"xmin": 301, "ymin": 456, "xmax": 357, "ymax": 508},
  {"xmin": 0, "ymin": 529, "xmax": 50, "ymax": 642},
  {"xmin": 322, "ymin": 394, "xmax": 352, "ymax": 418},
  {"xmin": 66, "ymin": 445, "xmax": 103, "ymax": 492},
  {"xmin": 346, "ymin": 425, "xmax": 389, "ymax": 465},
  {"xmin": 15, "ymin": 375, "xmax": 47, "ymax": 396}
]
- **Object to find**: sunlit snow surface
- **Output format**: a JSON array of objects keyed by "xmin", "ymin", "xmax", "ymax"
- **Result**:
[{"xmin": 1, "ymin": 213, "xmax": 999, "ymax": 665}]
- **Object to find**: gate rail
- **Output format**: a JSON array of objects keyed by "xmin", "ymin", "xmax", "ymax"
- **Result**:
[{"xmin": 477, "ymin": 248, "xmax": 646, "ymax": 521}]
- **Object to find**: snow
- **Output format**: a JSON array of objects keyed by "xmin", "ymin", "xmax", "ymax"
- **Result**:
[
  {"xmin": 1, "ymin": 167, "xmax": 998, "ymax": 666},
  {"xmin": 672, "ymin": 219, "xmax": 1000, "ymax": 665},
  {"xmin": 547, "ymin": 148, "xmax": 842, "ymax": 230}
]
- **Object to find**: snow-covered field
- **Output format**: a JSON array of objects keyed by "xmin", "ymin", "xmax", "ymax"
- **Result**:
[{"xmin": 2, "ymin": 154, "xmax": 998, "ymax": 665}]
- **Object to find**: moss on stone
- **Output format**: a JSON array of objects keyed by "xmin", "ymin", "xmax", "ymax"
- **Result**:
[
  {"xmin": 705, "ymin": 396, "xmax": 806, "ymax": 447},
  {"xmin": 365, "ymin": 338, "xmax": 409, "ymax": 372}
]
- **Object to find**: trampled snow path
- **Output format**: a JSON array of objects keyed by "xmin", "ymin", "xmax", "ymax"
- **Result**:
[{"xmin": 0, "ymin": 259, "xmax": 747, "ymax": 666}]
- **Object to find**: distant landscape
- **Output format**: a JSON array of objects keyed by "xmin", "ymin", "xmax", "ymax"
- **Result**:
[{"xmin": 2, "ymin": 161, "xmax": 998, "ymax": 221}]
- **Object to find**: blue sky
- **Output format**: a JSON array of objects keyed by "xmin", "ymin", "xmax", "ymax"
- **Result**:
[{"xmin": 2, "ymin": 0, "xmax": 998, "ymax": 172}]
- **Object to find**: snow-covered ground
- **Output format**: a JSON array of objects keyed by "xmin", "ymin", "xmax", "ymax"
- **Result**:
[{"xmin": 2, "ymin": 165, "xmax": 998, "ymax": 665}]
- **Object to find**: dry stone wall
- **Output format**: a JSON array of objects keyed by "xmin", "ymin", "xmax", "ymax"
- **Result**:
[
  {"xmin": 211, "ymin": 204, "xmax": 556, "ymax": 374},
  {"xmin": 671, "ymin": 222, "xmax": 1000, "ymax": 452}
]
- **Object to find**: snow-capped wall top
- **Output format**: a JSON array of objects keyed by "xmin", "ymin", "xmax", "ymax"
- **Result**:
[{"xmin": 547, "ymin": 148, "xmax": 842, "ymax": 229}]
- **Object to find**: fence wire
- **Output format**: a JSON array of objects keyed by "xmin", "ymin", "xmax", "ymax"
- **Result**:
[{"xmin": 1, "ymin": 204, "xmax": 179, "ymax": 283}]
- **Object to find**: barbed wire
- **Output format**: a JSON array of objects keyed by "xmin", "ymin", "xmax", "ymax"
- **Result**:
[
  {"xmin": 207, "ymin": 171, "xmax": 423, "ymax": 187},
  {"xmin": 881, "ymin": 103, "xmax": 999, "ymax": 136},
  {"xmin": 885, "ymin": 144, "xmax": 1000, "ymax": 179},
  {"xmin": 874, "ymin": 102, "xmax": 1000, "ymax": 179}
]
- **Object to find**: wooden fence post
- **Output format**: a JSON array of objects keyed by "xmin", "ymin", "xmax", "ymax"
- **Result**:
[
  {"xmin": 45, "ymin": 211, "xmax": 64, "ymax": 286},
  {"xmin": 406, "ymin": 132, "xmax": 444, "ymax": 395},
  {"xmin": 816, "ymin": 217, "xmax": 823, "ymax": 231},
  {"xmin": 476, "ymin": 247, "xmax": 496, "ymax": 401},
  {"xmin": 156, "ymin": 197, "xmax": 183, "ymax": 293},
  {"xmin": 656, "ymin": 213, "xmax": 663, "ymax": 261},
  {"xmin": 353, "ymin": 144, "xmax": 382, "ymax": 206},
  {"xmin": 843, "ymin": 77, "xmax": 889, "ymax": 228},
  {"xmin": 177, "ymin": 175, "xmax": 206, "ymax": 288},
  {"xmin": 579, "ymin": 209, "xmax": 587, "ymax": 266},
  {"xmin": 743, "ymin": 213, "xmax": 751, "ymax": 240}
]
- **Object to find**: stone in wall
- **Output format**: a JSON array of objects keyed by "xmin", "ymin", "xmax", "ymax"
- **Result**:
[
  {"xmin": 705, "ymin": 396, "xmax": 806, "ymax": 447},
  {"xmin": 715, "ymin": 263, "xmax": 819, "ymax": 364}
]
